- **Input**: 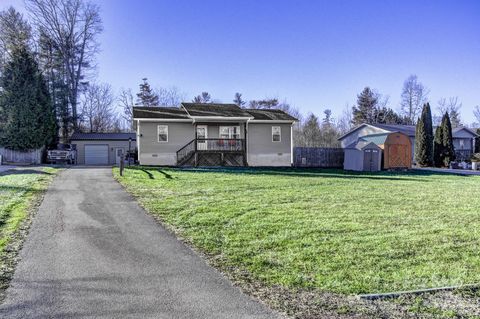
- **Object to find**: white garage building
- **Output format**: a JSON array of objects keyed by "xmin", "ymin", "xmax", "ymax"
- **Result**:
[{"xmin": 70, "ymin": 133, "xmax": 136, "ymax": 165}]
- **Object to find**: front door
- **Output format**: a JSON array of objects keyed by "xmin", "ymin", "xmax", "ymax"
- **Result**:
[
  {"xmin": 196, "ymin": 125, "xmax": 208, "ymax": 150},
  {"xmin": 115, "ymin": 148, "xmax": 124, "ymax": 164}
]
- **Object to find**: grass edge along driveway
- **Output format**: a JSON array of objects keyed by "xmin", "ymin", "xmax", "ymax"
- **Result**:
[
  {"xmin": 114, "ymin": 167, "xmax": 480, "ymax": 296},
  {"xmin": 0, "ymin": 167, "xmax": 58, "ymax": 277}
]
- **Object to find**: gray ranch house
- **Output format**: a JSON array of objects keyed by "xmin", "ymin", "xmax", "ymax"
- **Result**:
[
  {"xmin": 133, "ymin": 103, "xmax": 297, "ymax": 167},
  {"xmin": 339, "ymin": 123, "xmax": 479, "ymax": 162}
]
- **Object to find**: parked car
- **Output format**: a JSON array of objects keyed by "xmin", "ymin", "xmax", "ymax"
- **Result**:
[{"xmin": 47, "ymin": 144, "xmax": 76, "ymax": 164}]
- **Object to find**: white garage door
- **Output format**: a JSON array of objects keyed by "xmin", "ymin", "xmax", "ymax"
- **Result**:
[{"xmin": 85, "ymin": 144, "xmax": 109, "ymax": 165}]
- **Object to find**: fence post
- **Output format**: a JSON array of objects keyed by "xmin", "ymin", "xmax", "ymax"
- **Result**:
[{"xmin": 119, "ymin": 154, "xmax": 125, "ymax": 176}]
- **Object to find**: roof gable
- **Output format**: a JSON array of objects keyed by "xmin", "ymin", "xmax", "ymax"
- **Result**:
[
  {"xmin": 452, "ymin": 127, "xmax": 479, "ymax": 138},
  {"xmin": 338, "ymin": 123, "xmax": 390, "ymax": 141}
]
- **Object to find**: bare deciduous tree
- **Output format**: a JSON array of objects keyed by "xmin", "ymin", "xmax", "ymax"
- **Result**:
[
  {"xmin": 118, "ymin": 88, "xmax": 135, "ymax": 132},
  {"xmin": 400, "ymin": 75, "xmax": 429, "ymax": 124},
  {"xmin": 337, "ymin": 104, "xmax": 354, "ymax": 134},
  {"xmin": 474, "ymin": 106, "xmax": 480, "ymax": 125},
  {"xmin": 80, "ymin": 83, "xmax": 117, "ymax": 132},
  {"xmin": 26, "ymin": 0, "xmax": 103, "ymax": 130},
  {"xmin": 155, "ymin": 86, "xmax": 185, "ymax": 107},
  {"xmin": 437, "ymin": 97, "xmax": 462, "ymax": 128}
]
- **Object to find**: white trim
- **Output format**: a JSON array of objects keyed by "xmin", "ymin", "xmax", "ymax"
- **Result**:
[
  {"xmin": 290, "ymin": 124, "xmax": 293, "ymax": 165},
  {"xmin": 134, "ymin": 118, "xmax": 193, "ymax": 122},
  {"xmin": 137, "ymin": 120, "xmax": 141, "ymax": 155},
  {"xmin": 272, "ymin": 126, "xmax": 281, "ymax": 142},
  {"xmin": 219, "ymin": 125, "xmax": 241, "ymax": 139},
  {"xmin": 248, "ymin": 120, "xmax": 296, "ymax": 124},
  {"xmin": 157, "ymin": 125, "xmax": 169, "ymax": 143},
  {"xmin": 191, "ymin": 116, "xmax": 253, "ymax": 121}
]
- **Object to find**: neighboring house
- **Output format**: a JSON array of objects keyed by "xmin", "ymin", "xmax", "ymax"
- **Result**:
[
  {"xmin": 70, "ymin": 132, "xmax": 136, "ymax": 165},
  {"xmin": 339, "ymin": 123, "xmax": 478, "ymax": 162},
  {"xmin": 133, "ymin": 103, "xmax": 297, "ymax": 166}
]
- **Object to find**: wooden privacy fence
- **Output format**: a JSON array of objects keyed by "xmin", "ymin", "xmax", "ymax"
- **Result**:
[
  {"xmin": 0, "ymin": 147, "xmax": 44, "ymax": 164},
  {"xmin": 293, "ymin": 147, "xmax": 344, "ymax": 168}
]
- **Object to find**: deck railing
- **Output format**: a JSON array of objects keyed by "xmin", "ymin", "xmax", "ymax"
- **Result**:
[
  {"xmin": 176, "ymin": 138, "xmax": 245, "ymax": 165},
  {"xmin": 455, "ymin": 149, "xmax": 473, "ymax": 161}
]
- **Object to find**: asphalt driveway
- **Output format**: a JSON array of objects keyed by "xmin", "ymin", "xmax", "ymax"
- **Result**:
[{"xmin": 0, "ymin": 168, "xmax": 282, "ymax": 319}]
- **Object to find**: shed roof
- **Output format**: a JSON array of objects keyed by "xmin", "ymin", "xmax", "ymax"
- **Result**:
[
  {"xmin": 70, "ymin": 132, "xmax": 136, "ymax": 141},
  {"xmin": 345, "ymin": 140, "xmax": 381, "ymax": 150},
  {"xmin": 359, "ymin": 132, "xmax": 392, "ymax": 145}
]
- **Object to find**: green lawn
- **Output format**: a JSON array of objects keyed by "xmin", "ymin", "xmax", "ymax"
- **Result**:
[
  {"xmin": 114, "ymin": 167, "xmax": 480, "ymax": 295},
  {"xmin": 0, "ymin": 167, "xmax": 57, "ymax": 253}
]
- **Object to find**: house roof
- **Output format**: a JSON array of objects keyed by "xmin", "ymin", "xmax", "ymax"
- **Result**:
[
  {"xmin": 340, "ymin": 122, "xmax": 479, "ymax": 142},
  {"xmin": 132, "ymin": 103, "xmax": 297, "ymax": 122},
  {"xmin": 452, "ymin": 127, "xmax": 479, "ymax": 137},
  {"xmin": 70, "ymin": 132, "xmax": 136, "ymax": 141},
  {"xmin": 245, "ymin": 109, "xmax": 298, "ymax": 121},
  {"xmin": 181, "ymin": 103, "xmax": 253, "ymax": 118},
  {"xmin": 133, "ymin": 107, "xmax": 190, "ymax": 119},
  {"xmin": 370, "ymin": 124, "xmax": 417, "ymax": 137}
]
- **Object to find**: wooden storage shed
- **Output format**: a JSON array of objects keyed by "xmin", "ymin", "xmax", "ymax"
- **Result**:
[
  {"xmin": 360, "ymin": 132, "xmax": 412, "ymax": 169},
  {"xmin": 343, "ymin": 141, "xmax": 382, "ymax": 171}
]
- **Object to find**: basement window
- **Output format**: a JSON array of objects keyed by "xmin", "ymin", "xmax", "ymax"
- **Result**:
[{"xmin": 158, "ymin": 125, "xmax": 168, "ymax": 142}]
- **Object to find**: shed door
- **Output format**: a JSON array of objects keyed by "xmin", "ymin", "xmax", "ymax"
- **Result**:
[
  {"xmin": 85, "ymin": 144, "xmax": 109, "ymax": 165},
  {"xmin": 363, "ymin": 149, "xmax": 379, "ymax": 172},
  {"xmin": 388, "ymin": 145, "xmax": 409, "ymax": 168}
]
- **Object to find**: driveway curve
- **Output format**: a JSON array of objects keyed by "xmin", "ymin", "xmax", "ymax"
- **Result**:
[{"xmin": 0, "ymin": 168, "xmax": 282, "ymax": 319}]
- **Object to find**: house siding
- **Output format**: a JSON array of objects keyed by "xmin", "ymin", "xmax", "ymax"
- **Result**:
[
  {"xmin": 247, "ymin": 123, "xmax": 292, "ymax": 166},
  {"xmin": 138, "ymin": 121, "xmax": 194, "ymax": 165},
  {"xmin": 72, "ymin": 140, "xmax": 134, "ymax": 165}
]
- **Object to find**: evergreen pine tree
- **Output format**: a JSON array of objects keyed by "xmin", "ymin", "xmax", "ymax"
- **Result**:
[
  {"xmin": 351, "ymin": 87, "xmax": 378, "ymax": 125},
  {"xmin": 442, "ymin": 112, "xmax": 455, "ymax": 166},
  {"xmin": 0, "ymin": 45, "xmax": 56, "ymax": 150},
  {"xmin": 414, "ymin": 103, "xmax": 434, "ymax": 166},
  {"xmin": 136, "ymin": 78, "xmax": 159, "ymax": 106},
  {"xmin": 433, "ymin": 125, "xmax": 444, "ymax": 167}
]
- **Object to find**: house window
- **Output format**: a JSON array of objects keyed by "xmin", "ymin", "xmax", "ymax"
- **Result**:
[
  {"xmin": 459, "ymin": 139, "xmax": 465, "ymax": 149},
  {"xmin": 272, "ymin": 126, "xmax": 281, "ymax": 142},
  {"xmin": 219, "ymin": 126, "xmax": 241, "ymax": 139},
  {"xmin": 157, "ymin": 125, "xmax": 168, "ymax": 142}
]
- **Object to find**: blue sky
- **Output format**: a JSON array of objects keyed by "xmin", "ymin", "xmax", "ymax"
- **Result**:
[{"xmin": 2, "ymin": 0, "xmax": 480, "ymax": 123}]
